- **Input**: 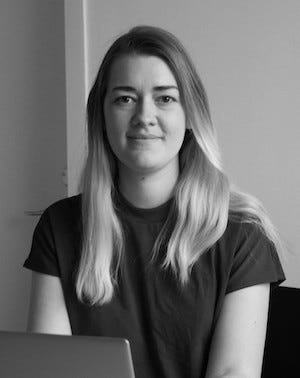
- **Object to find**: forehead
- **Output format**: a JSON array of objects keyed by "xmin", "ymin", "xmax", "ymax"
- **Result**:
[{"xmin": 106, "ymin": 54, "xmax": 177, "ymax": 88}]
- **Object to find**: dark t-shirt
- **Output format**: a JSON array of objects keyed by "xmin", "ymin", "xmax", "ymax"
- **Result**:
[{"xmin": 23, "ymin": 191, "xmax": 285, "ymax": 378}]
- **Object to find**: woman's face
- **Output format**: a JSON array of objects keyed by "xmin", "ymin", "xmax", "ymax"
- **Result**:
[{"xmin": 103, "ymin": 54, "xmax": 186, "ymax": 176}]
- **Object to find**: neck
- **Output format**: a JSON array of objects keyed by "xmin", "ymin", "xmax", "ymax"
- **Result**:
[{"xmin": 117, "ymin": 161, "xmax": 179, "ymax": 209}]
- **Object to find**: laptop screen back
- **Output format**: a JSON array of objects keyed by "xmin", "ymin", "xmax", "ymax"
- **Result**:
[{"xmin": 0, "ymin": 331, "xmax": 135, "ymax": 378}]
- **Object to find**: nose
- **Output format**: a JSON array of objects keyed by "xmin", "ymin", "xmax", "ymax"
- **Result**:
[{"xmin": 132, "ymin": 97, "xmax": 156, "ymax": 127}]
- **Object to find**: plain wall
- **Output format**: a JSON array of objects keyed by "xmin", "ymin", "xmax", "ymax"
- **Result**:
[
  {"xmin": 82, "ymin": 0, "xmax": 300, "ymax": 287},
  {"xmin": 0, "ymin": 0, "xmax": 67, "ymax": 330}
]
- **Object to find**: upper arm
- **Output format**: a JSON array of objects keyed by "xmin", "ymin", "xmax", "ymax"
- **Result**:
[
  {"xmin": 205, "ymin": 283, "xmax": 270, "ymax": 378},
  {"xmin": 27, "ymin": 271, "xmax": 72, "ymax": 335}
]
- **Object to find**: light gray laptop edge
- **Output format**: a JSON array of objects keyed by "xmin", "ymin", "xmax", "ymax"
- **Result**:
[{"xmin": 0, "ymin": 331, "xmax": 135, "ymax": 378}]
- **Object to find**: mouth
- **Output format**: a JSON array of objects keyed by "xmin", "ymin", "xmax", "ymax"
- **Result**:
[
  {"xmin": 128, "ymin": 137, "xmax": 159, "ymax": 140},
  {"xmin": 127, "ymin": 135, "xmax": 161, "ymax": 140}
]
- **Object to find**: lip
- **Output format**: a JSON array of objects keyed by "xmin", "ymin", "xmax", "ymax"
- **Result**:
[{"xmin": 127, "ymin": 135, "xmax": 161, "ymax": 139}]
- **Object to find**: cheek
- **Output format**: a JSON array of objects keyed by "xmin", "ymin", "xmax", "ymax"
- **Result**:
[
  {"xmin": 104, "ymin": 118, "xmax": 127, "ymax": 160},
  {"xmin": 104, "ymin": 109, "xmax": 123, "ymax": 141},
  {"xmin": 106, "ymin": 126, "xmax": 121, "ymax": 150},
  {"xmin": 105, "ymin": 108, "xmax": 128, "ymax": 134},
  {"xmin": 168, "ymin": 112, "xmax": 186, "ymax": 142}
]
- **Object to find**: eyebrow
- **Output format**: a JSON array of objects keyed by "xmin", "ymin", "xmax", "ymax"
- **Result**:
[{"xmin": 111, "ymin": 85, "xmax": 179, "ymax": 92}]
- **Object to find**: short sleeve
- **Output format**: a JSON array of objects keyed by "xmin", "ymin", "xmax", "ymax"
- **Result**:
[
  {"xmin": 226, "ymin": 223, "xmax": 286, "ymax": 294},
  {"xmin": 23, "ymin": 208, "xmax": 60, "ymax": 276}
]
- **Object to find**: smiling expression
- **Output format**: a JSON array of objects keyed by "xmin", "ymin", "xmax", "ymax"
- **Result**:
[{"xmin": 103, "ymin": 54, "xmax": 187, "ymax": 176}]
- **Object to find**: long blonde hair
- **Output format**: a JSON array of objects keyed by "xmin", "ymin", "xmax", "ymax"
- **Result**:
[{"xmin": 76, "ymin": 25, "xmax": 284, "ymax": 306}]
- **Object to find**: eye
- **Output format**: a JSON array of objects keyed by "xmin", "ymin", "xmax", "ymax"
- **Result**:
[
  {"xmin": 114, "ymin": 96, "xmax": 135, "ymax": 105},
  {"xmin": 157, "ymin": 95, "xmax": 176, "ymax": 104}
]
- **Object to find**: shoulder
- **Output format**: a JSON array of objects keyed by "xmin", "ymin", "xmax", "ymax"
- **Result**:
[
  {"xmin": 213, "ymin": 218, "xmax": 276, "ymax": 272},
  {"xmin": 220, "ymin": 219, "xmax": 285, "ymax": 293},
  {"xmin": 40, "ymin": 194, "xmax": 82, "ymax": 234},
  {"xmin": 46, "ymin": 194, "xmax": 82, "ymax": 215},
  {"xmin": 219, "ymin": 218, "xmax": 270, "ymax": 253},
  {"xmin": 25, "ymin": 195, "xmax": 83, "ymax": 279},
  {"xmin": 195, "ymin": 219, "xmax": 267, "ymax": 273}
]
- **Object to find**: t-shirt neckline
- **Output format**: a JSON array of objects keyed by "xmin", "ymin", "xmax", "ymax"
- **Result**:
[{"xmin": 114, "ymin": 188, "xmax": 174, "ymax": 223}]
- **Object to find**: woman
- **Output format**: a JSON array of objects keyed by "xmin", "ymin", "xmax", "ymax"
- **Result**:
[{"xmin": 24, "ymin": 25, "xmax": 285, "ymax": 378}]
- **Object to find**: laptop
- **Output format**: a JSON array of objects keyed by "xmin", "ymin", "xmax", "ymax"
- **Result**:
[{"xmin": 0, "ymin": 331, "xmax": 135, "ymax": 378}]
